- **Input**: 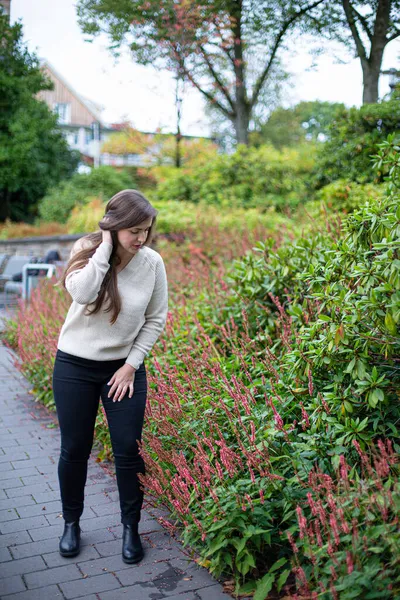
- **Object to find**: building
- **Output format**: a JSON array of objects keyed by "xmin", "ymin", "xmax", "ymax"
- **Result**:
[
  {"xmin": 0, "ymin": 0, "xmax": 10, "ymax": 20},
  {"xmin": 37, "ymin": 60, "xmax": 113, "ymax": 167},
  {"xmin": 37, "ymin": 60, "xmax": 214, "ymax": 168}
]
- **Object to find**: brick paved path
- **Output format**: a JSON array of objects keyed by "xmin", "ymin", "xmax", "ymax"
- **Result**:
[{"xmin": 0, "ymin": 340, "xmax": 233, "ymax": 600}]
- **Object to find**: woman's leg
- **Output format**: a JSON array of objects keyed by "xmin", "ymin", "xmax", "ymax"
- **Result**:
[
  {"xmin": 100, "ymin": 361, "xmax": 147, "ymax": 525},
  {"xmin": 52, "ymin": 350, "xmax": 102, "ymax": 522}
]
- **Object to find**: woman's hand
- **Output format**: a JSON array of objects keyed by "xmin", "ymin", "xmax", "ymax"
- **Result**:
[
  {"xmin": 102, "ymin": 228, "xmax": 113, "ymax": 245},
  {"xmin": 107, "ymin": 364, "xmax": 136, "ymax": 402}
]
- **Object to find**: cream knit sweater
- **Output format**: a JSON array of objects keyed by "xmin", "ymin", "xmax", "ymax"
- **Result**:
[{"xmin": 57, "ymin": 238, "xmax": 168, "ymax": 370}]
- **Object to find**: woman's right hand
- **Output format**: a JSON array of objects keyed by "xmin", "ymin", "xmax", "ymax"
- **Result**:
[{"xmin": 102, "ymin": 228, "xmax": 113, "ymax": 245}]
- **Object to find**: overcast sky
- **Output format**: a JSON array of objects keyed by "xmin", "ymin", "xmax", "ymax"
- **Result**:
[{"xmin": 10, "ymin": 0, "xmax": 400, "ymax": 137}]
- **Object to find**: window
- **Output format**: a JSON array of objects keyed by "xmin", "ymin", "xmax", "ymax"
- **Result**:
[{"xmin": 54, "ymin": 103, "xmax": 71, "ymax": 124}]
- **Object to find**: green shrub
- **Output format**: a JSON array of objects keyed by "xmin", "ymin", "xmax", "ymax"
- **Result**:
[
  {"xmin": 156, "ymin": 144, "xmax": 316, "ymax": 212},
  {"xmin": 38, "ymin": 166, "xmax": 135, "ymax": 222},
  {"xmin": 312, "ymin": 99, "xmax": 400, "ymax": 187},
  {"xmin": 302, "ymin": 179, "xmax": 384, "ymax": 221}
]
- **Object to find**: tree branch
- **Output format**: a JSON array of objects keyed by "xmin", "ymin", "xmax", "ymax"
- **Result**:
[
  {"xmin": 342, "ymin": 0, "xmax": 368, "ymax": 62},
  {"xmin": 387, "ymin": 27, "xmax": 400, "ymax": 43},
  {"xmin": 351, "ymin": 5, "xmax": 373, "ymax": 40},
  {"xmin": 199, "ymin": 43, "xmax": 236, "ymax": 112},
  {"xmin": 250, "ymin": 0, "xmax": 326, "ymax": 109},
  {"xmin": 171, "ymin": 43, "xmax": 234, "ymax": 119}
]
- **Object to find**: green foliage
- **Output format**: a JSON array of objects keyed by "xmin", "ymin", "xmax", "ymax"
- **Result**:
[
  {"xmin": 156, "ymin": 144, "xmax": 316, "ymax": 211},
  {"xmin": 38, "ymin": 166, "xmax": 135, "ymax": 222},
  {"xmin": 302, "ymin": 179, "xmax": 384, "ymax": 221},
  {"xmin": 251, "ymin": 101, "xmax": 345, "ymax": 149},
  {"xmin": 312, "ymin": 100, "xmax": 400, "ymax": 187},
  {"xmin": 0, "ymin": 16, "xmax": 79, "ymax": 222},
  {"xmin": 65, "ymin": 196, "xmax": 289, "ymax": 238}
]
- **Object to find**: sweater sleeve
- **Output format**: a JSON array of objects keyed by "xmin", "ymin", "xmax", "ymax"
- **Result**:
[
  {"xmin": 65, "ymin": 240, "xmax": 113, "ymax": 305},
  {"xmin": 125, "ymin": 256, "xmax": 168, "ymax": 370}
]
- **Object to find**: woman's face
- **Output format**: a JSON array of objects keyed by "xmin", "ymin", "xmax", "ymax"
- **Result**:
[{"xmin": 116, "ymin": 217, "xmax": 153, "ymax": 255}]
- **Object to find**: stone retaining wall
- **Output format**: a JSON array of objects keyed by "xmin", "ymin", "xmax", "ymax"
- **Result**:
[{"xmin": 0, "ymin": 234, "xmax": 84, "ymax": 261}]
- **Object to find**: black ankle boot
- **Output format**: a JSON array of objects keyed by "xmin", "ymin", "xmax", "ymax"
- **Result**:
[
  {"xmin": 122, "ymin": 523, "xmax": 144, "ymax": 564},
  {"xmin": 59, "ymin": 521, "xmax": 81, "ymax": 557}
]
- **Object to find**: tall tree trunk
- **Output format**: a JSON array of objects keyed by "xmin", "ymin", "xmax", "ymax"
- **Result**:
[
  {"xmin": 362, "ymin": 61, "xmax": 382, "ymax": 104},
  {"xmin": 231, "ymin": 0, "xmax": 250, "ymax": 145},
  {"xmin": 234, "ymin": 109, "xmax": 250, "ymax": 145},
  {"xmin": 342, "ymin": 0, "xmax": 391, "ymax": 104},
  {"xmin": 175, "ymin": 68, "xmax": 184, "ymax": 168}
]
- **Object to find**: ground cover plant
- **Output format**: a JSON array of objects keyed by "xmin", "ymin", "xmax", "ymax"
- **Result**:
[{"xmin": 1, "ymin": 136, "xmax": 399, "ymax": 599}]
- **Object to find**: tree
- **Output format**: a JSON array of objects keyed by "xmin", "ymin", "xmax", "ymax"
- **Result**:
[
  {"xmin": 77, "ymin": 0, "xmax": 330, "ymax": 145},
  {"xmin": 250, "ymin": 101, "xmax": 346, "ymax": 149},
  {"xmin": 325, "ymin": 1, "xmax": 400, "ymax": 104},
  {"xmin": 0, "ymin": 16, "xmax": 79, "ymax": 222}
]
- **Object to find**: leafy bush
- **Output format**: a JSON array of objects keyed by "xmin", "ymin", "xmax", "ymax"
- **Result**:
[
  {"xmin": 65, "ymin": 196, "xmax": 291, "ymax": 239},
  {"xmin": 38, "ymin": 166, "xmax": 135, "ymax": 223},
  {"xmin": 312, "ymin": 99, "xmax": 400, "ymax": 187},
  {"xmin": 302, "ymin": 179, "xmax": 384, "ymax": 221},
  {"xmin": 155, "ymin": 144, "xmax": 316, "ymax": 212},
  {"xmin": 0, "ymin": 219, "xmax": 68, "ymax": 240}
]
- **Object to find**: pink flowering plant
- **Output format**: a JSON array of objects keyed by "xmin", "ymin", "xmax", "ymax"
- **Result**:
[{"xmin": 286, "ymin": 439, "xmax": 400, "ymax": 599}]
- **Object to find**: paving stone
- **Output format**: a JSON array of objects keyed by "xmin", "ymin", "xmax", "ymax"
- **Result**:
[
  {"xmin": 11, "ymin": 457, "xmax": 54, "ymax": 469},
  {"xmin": 25, "ymin": 564, "xmax": 82, "ymax": 589},
  {"xmin": 79, "ymin": 514, "xmax": 121, "ymax": 532},
  {"xmin": 89, "ymin": 501, "xmax": 121, "ymax": 518},
  {"xmin": 98, "ymin": 584, "xmax": 164, "ymax": 600},
  {"xmin": 0, "ymin": 451, "xmax": 28, "ymax": 463},
  {"xmin": 153, "ymin": 569, "xmax": 218, "ymax": 597},
  {"xmin": 20, "ymin": 474, "xmax": 52, "ymax": 486},
  {"xmin": 9, "ymin": 537, "xmax": 61, "ymax": 560},
  {"xmin": 0, "ymin": 438, "xmax": 20, "ymax": 448},
  {"xmin": 31, "ymin": 490, "xmax": 60, "ymax": 503},
  {"xmin": 5, "ymin": 483, "xmax": 52, "ymax": 499},
  {"xmin": 0, "ymin": 530, "xmax": 32, "ymax": 549},
  {"xmin": 196, "ymin": 584, "xmax": 233, "ymax": 599},
  {"xmin": 0, "ymin": 514, "xmax": 49, "ymax": 534},
  {"xmin": 0, "ymin": 546, "xmax": 13, "ymax": 563},
  {"xmin": 76, "ymin": 553, "xmax": 165, "ymax": 578},
  {"xmin": 43, "ymin": 544, "xmax": 101, "ymax": 568},
  {"xmin": 16, "ymin": 500, "xmax": 62, "ymax": 519},
  {"xmin": 0, "ymin": 555, "xmax": 47, "ymax": 578},
  {"xmin": 115, "ymin": 561, "xmax": 180, "ymax": 586},
  {"xmin": 93, "ymin": 539, "xmax": 120, "ymax": 558},
  {"xmin": 59, "ymin": 572, "xmax": 121, "ymax": 598},
  {"xmin": 158, "ymin": 594, "xmax": 198, "ymax": 600},
  {"xmin": 28, "ymin": 524, "xmax": 62, "ymax": 541},
  {"xmin": 0, "ymin": 462, "xmax": 15, "ymax": 473},
  {"xmin": 82, "ymin": 527, "xmax": 117, "ymax": 548},
  {"xmin": 1, "ymin": 584, "xmax": 63, "ymax": 599},
  {"xmin": 0, "ymin": 507, "xmax": 19, "ymax": 521},
  {"xmin": 1, "ymin": 467, "xmax": 37, "ymax": 480},
  {"xmin": 0, "ymin": 495, "xmax": 36, "ymax": 510},
  {"xmin": 0, "ymin": 574, "xmax": 26, "ymax": 596},
  {"xmin": 2, "ymin": 478, "xmax": 25, "ymax": 489}
]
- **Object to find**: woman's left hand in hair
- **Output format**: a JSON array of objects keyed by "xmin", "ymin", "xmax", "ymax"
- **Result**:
[{"xmin": 107, "ymin": 364, "xmax": 136, "ymax": 402}]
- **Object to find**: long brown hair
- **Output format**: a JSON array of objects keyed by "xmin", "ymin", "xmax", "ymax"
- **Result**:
[{"xmin": 57, "ymin": 189, "xmax": 158, "ymax": 324}]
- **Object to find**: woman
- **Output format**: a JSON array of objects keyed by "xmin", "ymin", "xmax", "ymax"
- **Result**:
[{"xmin": 52, "ymin": 189, "xmax": 168, "ymax": 564}]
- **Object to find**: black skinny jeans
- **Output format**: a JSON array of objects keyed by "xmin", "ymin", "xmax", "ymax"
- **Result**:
[{"xmin": 52, "ymin": 349, "xmax": 147, "ymax": 525}]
